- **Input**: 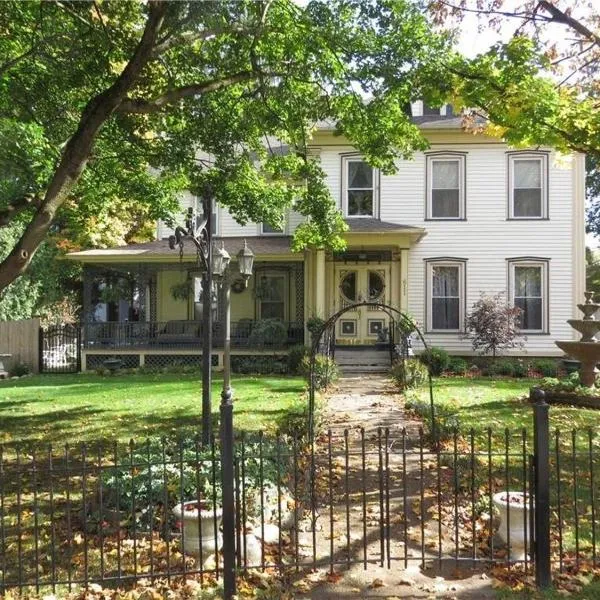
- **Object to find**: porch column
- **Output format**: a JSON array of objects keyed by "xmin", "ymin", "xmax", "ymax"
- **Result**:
[
  {"xmin": 400, "ymin": 249, "xmax": 409, "ymax": 313},
  {"xmin": 315, "ymin": 249, "xmax": 326, "ymax": 318}
]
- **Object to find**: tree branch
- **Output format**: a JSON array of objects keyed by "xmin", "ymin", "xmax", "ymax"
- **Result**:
[
  {"xmin": 0, "ymin": 1, "xmax": 168, "ymax": 293},
  {"xmin": 117, "ymin": 70, "xmax": 260, "ymax": 113},
  {"xmin": 0, "ymin": 194, "xmax": 43, "ymax": 227},
  {"xmin": 152, "ymin": 24, "xmax": 253, "ymax": 55},
  {"xmin": 538, "ymin": 1, "xmax": 600, "ymax": 48}
]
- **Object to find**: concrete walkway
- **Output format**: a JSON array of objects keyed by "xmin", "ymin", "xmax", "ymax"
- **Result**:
[{"xmin": 295, "ymin": 375, "xmax": 496, "ymax": 600}]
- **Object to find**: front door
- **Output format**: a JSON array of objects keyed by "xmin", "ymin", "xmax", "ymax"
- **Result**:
[{"xmin": 334, "ymin": 265, "xmax": 391, "ymax": 343}]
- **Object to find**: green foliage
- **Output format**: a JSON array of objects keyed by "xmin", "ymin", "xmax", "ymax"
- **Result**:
[
  {"xmin": 302, "ymin": 355, "xmax": 339, "ymax": 390},
  {"xmin": 0, "ymin": 0, "xmax": 455, "ymax": 291},
  {"xmin": 247, "ymin": 319, "xmax": 288, "ymax": 348},
  {"xmin": 404, "ymin": 394, "xmax": 460, "ymax": 443},
  {"xmin": 306, "ymin": 317, "xmax": 325, "ymax": 341},
  {"xmin": 287, "ymin": 345, "xmax": 309, "ymax": 375},
  {"xmin": 8, "ymin": 362, "xmax": 30, "ymax": 377},
  {"xmin": 231, "ymin": 355, "xmax": 288, "ymax": 375},
  {"xmin": 418, "ymin": 346, "xmax": 449, "ymax": 376},
  {"xmin": 0, "ymin": 224, "xmax": 80, "ymax": 321},
  {"xmin": 446, "ymin": 356, "xmax": 468, "ymax": 376},
  {"xmin": 533, "ymin": 358, "xmax": 559, "ymax": 378},
  {"xmin": 390, "ymin": 358, "xmax": 429, "ymax": 391},
  {"xmin": 100, "ymin": 436, "xmax": 286, "ymax": 529},
  {"xmin": 539, "ymin": 373, "xmax": 600, "ymax": 398}
]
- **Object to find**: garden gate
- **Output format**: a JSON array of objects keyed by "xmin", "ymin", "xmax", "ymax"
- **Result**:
[{"xmin": 39, "ymin": 323, "xmax": 81, "ymax": 373}]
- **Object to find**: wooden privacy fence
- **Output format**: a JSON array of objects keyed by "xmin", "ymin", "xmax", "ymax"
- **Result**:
[{"xmin": 0, "ymin": 318, "xmax": 40, "ymax": 374}]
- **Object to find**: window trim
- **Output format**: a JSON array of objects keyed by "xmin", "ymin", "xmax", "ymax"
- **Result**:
[
  {"xmin": 425, "ymin": 258, "xmax": 467, "ymax": 334},
  {"xmin": 341, "ymin": 155, "xmax": 379, "ymax": 219},
  {"xmin": 259, "ymin": 215, "xmax": 287, "ymax": 236},
  {"xmin": 507, "ymin": 151, "xmax": 549, "ymax": 220},
  {"xmin": 256, "ymin": 270, "xmax": 289, "ymax": 321},
  {"xmin": 425, "ymin": 152, "xmax": 466, "ymax": 220},
  {"xmin": 507, "ymin": 257, "xmax": 550, "ymax": 334}
]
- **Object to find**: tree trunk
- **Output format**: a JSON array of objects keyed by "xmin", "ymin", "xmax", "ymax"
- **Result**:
[{"xmin": 0, "ymin": 2, "xmax": 167, "ymax": 294}]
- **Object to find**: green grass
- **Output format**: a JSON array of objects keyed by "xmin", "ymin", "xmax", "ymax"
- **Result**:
[
  {"xmin": 411, "ymin": 377, "xmax": 600, "ymax": 439},
  {"xmin": 495, "ymin": 578, "xmax": 600, "ymax": 599},
  {"xmin": 0, "ymin": 372, "xmax": 307, "ymax": 445}
]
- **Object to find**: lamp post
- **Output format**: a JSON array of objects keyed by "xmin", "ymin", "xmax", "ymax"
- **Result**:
[
  {"xmin": 213, "ymin": 239, "xmax": 254, "ymax": 599},
  {"xmin": 168, "ymin": 191, "xmax": 213, "ymax": 447}
]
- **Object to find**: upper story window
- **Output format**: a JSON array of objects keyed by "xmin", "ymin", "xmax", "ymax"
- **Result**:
[
  {"xmin": 426, "ymin": 154, "xmax": 465, "ymax": 220},
  {"xmin": 508, "ymin": 153, "xmax": 548, "ymax": 219},
  {"xmin": 342, "ymin": 156, "xmax": 378, "ymax": 218},
  {"xmin": 426, "ymin": 259, "xmax": 466, "ymax": 332},
  {"xmin": 508, "ymin": 258, "xmax": 549, "ymax": 333},
  {"xmin": 261, "ymin": 219, "xmax": 285, "ymax": 235}
]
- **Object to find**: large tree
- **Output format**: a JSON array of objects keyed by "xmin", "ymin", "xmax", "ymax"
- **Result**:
[
  {"xmin": 0, "ymin": 0, "xmax": 453, "ymax": 296},
  {"xmin": 429, "ymin": 1, "xmax": 600, "ymax": 234}
]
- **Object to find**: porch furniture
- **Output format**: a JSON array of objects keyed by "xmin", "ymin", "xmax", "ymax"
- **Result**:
[{"xmin": 0, "ymin": 353, "xmax": 11, "ymax": 379}]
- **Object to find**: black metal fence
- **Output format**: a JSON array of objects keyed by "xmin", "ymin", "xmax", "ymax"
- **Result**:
[
  {"xmin": 1, "ymin": 419, "xmax": 598, "ymax": 595},
  {"xmin": 39, "ymin": 324, "xmax": 81, "ymax": 373}
]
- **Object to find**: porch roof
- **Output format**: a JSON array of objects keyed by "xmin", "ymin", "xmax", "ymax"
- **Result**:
[{"xmin": 64, "ymin": 236, "xmax": 299, "ymax": 263}]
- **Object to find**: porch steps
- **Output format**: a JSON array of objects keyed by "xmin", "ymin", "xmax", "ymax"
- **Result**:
[{"xmin": 334, "ymin": 346, "xmax": 391, "ymax": 375}]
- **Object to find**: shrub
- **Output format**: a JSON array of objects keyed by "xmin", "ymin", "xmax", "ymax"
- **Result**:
[
  {"xmin": 98, "ymin": 437, "xmax": 286, "ymax": 530},
  {"xmin": 418, "ymin": 346, "xmax": 449, "ymax": 376},
  {"xmin": 533, "ymin": 358, "xmax": 558, "ymax": 378},
  {"xmin": 405, "ymin": 395, "xmax": 460, "ymax": 443},
  {"xmin": 495, "ymin": 358, "xmax": 516, "ymax": 377},
  {"xmin": 302, "ymin": 355, "xmax": 339, "ymax": 390},
  {"xmin": 391, "ymin": 359, "xmax": 429, "ymax": 391},
  {"xmin": 231, "ymin": 356, "xmax": 287, "ymax": 375},
  {"xmin": 446, "ymin": 356, "xmax": 468, "ymax": 375},
  {"xmin": 247, "ymin": 319, "xmax": 288, "ymax": 347},
  {"xmin": 287, "ymin": 345, "xmax": 309, "ymax": 375},
  {"xmin": 306, "ymin": 316, "xmax": 325, "ymax": 341},
  {"xmin": 464, "ymin": 292, "xmax": 523, "ymax": 357},
  {"xmin": 512, "ymin": 360, "xmax": 529, "ymax": 378},
  {"xmin": 9, "ymin": 362, "xmax": 31, "ymax": 377}
]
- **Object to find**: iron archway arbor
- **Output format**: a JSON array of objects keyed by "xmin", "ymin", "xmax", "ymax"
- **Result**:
[{"xmin": 308, "ymin": 301, "xmax": 436, "ymax": 443}]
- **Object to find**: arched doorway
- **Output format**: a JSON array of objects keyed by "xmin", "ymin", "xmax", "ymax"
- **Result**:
[{"xmin": 308, "ymin": 302, "xmax": 436, "ymax": 443}]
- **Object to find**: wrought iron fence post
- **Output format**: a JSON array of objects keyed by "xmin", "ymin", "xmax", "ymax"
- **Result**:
[{"xmin": 532, "ymin": 387, "xmax": 551, "ymax": 589}]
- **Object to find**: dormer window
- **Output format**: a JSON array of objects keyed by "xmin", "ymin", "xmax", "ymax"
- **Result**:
[{"xmin": 342, "ymin": 156, "xmax": 378, "ymax": 218}]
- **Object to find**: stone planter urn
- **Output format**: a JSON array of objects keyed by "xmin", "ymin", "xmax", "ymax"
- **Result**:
[
  {"xmin": 172, "ymin": 500, "xmax": 222, "ymax": 559},
  {"xmin": 493, "ymin": 491, "xmax": 531, "ymax": 560}
]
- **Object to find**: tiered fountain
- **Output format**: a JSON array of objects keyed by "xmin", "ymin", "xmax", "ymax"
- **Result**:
[{"xmin": 555, "ymin": 292, "xmax": 600, "ymax": 387}]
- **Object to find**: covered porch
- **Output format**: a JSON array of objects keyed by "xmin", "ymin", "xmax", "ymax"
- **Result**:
[{"xmin": 66, "ymin": 237, "xmax": 305, "ymax": 371}]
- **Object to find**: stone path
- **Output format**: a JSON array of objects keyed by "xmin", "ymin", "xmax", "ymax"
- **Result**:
[{"xmin": 295, "ymin": 375, "xmax": 496, "ymax": 600}]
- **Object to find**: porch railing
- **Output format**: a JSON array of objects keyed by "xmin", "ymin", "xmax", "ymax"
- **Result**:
[{"xmin": 82, "ymin": 320, "xmax": 304, "ymax": 350}]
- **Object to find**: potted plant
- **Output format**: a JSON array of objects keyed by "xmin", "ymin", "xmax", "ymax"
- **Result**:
[
  {"xmin": 493, "ymin": 491, "xmax": 532, "ymax": 560},
  {"xmin": 172, "ymin": 500, "xmax": 223, "ymax": 559}
]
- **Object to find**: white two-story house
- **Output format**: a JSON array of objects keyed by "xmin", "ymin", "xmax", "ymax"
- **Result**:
[{"xmin": 66, "ymin": 105, "xmax": 585, "ymax": 371}]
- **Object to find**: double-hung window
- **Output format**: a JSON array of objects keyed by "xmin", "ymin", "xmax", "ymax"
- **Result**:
[
  {"xmin": 261, "ymin": 219, "xmax": 285, "ymax": 235},
  {"xmin": 508, "ymin": 153, "xmax": 548, "ymax": 219},
  {"xmin": 343, "ymin": 157, "xmax": 377, "ymax": 217},
  {"xmin": 509, "ymin": 259, "xmax": 548, "ymax": 332},
  {"xmin": 257, "ymin": 273, "xmax": 287, "ymax": 320},
  {"xmin": 426, "ymin": 260, "xmax": 466, "ymax": 332},
  {"xmin": 427, "ymin": 154, "xmax": 465, "ymax": 219}
]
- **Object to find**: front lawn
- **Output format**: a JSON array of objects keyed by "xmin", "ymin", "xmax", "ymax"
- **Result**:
[
  {"xmin": 0, "ymin": 372, "xmax": 307, "ymax": 445},
  {"xmin": 410, "ymin": 377, "xmax": 600, "ymax": 440}
]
